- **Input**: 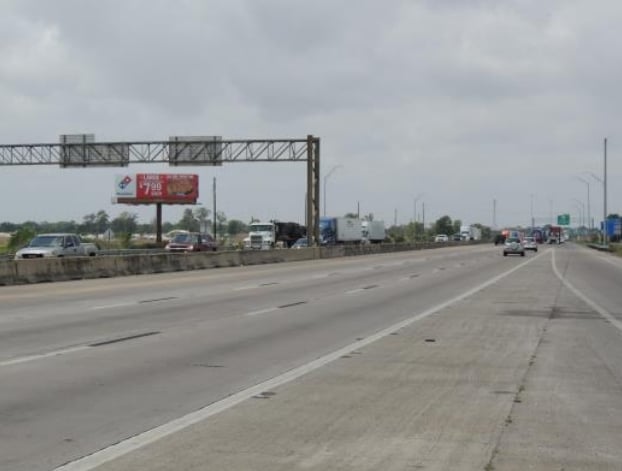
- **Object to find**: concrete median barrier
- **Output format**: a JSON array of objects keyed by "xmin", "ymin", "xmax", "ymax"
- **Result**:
[
  {"xmin": 0, "ymin": 242, "xmax": 483, "ymax": 286},
  {"xmin": 0, "ymin": 248, "xmax": 318, "ymax": 286}
]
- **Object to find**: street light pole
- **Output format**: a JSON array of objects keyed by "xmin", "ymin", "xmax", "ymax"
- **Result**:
[
  {"xmin": 413, "ymin": 192, "xmax": 424, "ymax": 223},
  {"xmin": 572, "ymin": 198, "xmax": 585, "ymax": 228},
  {"xmin": 604, "ymin": 138, "xmax": 608, "ymax": 244},
  {"xmin": 586, "ymin": 137, "xmax": 608, "ymax": 245},
  {"xmin": 576, "ymin": 176, "xmax": 591, "ymax": 230},
  {"xmin": 323, "ymin": 165, "xmax": 342, "ymax": 217}
]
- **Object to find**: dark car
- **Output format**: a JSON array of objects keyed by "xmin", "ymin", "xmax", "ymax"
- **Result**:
[
  {"xmin": 493, "ymin": 234, "xmax": 506, "ymax": 245},
  {"xmin": 165, "ymin": 232, "xmax": 217, "ymax": 252}
]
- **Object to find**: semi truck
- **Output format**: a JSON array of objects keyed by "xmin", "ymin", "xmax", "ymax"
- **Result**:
[
  {"xmin": 319, "ymin": 217, "xmax": 362, "ymax": 245},
  {"xmin": 245, "ymin": 221, "xmax": 306, "ymax": 249},
  {"xmin": 460, "ymin": 224, "xmax": 482, "ymax": 241},
  {"xmin": 361, "ymin": 220, "xmax": 386, "ymax": 244}
]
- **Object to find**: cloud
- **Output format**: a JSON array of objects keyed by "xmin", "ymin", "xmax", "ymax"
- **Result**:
[{"xmin": 1, "ymin": 0, "xmax": 621, "ymax": 228}]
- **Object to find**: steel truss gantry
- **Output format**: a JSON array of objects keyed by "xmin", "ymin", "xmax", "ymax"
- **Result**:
[{"xmin": 0, "ymin": 136, "xmax": 321, "ymax": 246}]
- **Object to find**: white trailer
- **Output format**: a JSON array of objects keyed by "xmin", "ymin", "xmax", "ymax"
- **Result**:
[
  {"xmin": 361, "ymin": 220, "xmax": 386, "ymax": 243},
  {"xmin": 460, "ymin": 224, "xmax": 482, "ymax": 241},
  {"xmin": 335, "ymin": 217, "xmax": 362, "ymax": 243}
]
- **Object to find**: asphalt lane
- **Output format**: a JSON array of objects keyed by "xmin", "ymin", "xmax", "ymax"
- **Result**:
[{"xmin": 2, "ymin": 244, "xmax": 622, "ymax": 470}]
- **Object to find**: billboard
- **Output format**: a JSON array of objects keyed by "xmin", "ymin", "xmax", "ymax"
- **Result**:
[{"xmin": 113, "ymin": 173, "xmax": 198, "ymax": 204}]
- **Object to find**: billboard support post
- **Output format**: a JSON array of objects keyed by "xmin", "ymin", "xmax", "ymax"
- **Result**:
[
  {"xmin": 156, "ymin": 203, "xmax": 163, "ymax": 243},
  {"xmin": 213, "ymin": 177, "xmax": 217, "ymax": 240}
]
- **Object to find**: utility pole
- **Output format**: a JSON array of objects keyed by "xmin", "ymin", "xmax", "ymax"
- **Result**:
[
  {"xmin": 394, "ymin": 208, "xmax": 397, "ymax": 226},
  {"xmin": 422, "ymin": 202, "xmax": 425, "ymax": 233},
  {"xmin": 493, "ymin": 198, "xmax": 497, "ymax": 229}
]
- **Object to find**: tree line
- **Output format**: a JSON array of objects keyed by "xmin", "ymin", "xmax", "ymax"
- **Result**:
[
  {"xmin": 0, "ymin": 208, "xmax": 251, "ymax": 239},
  {"xmin": 1, "ymin": 210, "xmax": 494, "ymax": 250}
]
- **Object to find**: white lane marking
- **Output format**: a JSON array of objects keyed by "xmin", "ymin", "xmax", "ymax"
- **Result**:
[
  {"xmin": 245, "ymin": 307, "xmax": 278, "ymax": 317},
  {"xmin": 0, "ymin": 346, "xmax": 90, "ymax": 367},
  {"xmin": 89, "ymin": 303, "xmax": 134, "ymax": 311},
  {"xmin": 233, "ymin": 285, "xmax": 258, "ymax": 291},
  {"xmin": 53, "ymin": 249, "xmax": 545, "ymax": 471},
  {"xmin": 552, "ymin": 249, "xmax": 622, "ymax": 333},
  {"xmin": 311, "ymin": 273, "xmax": 331, "ymax": 279},
  {"xmin": 345, "ymin": 288, "xmax": 364, "ymax": 294}
]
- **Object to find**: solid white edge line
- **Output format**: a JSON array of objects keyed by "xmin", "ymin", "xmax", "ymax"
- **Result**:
[
  {"xmin": 53, "ymin": 250, "xmax": 545, "ymax": 471},
  {"xmin": 551, "ymin": 249, "xmax": 622, "ymax": 333}
]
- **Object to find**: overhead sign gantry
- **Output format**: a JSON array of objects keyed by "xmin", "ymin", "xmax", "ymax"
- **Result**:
[{"xmin": 0, "ymin": 134, "xmax": 321, "ymax": 245}]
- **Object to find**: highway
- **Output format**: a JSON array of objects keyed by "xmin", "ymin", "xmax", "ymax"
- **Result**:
[{"xmin": 1, "ymin": 243, "xmax": 622, "ymax": 470}]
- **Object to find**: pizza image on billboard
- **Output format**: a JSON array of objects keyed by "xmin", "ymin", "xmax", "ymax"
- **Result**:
[{"xmin": 167, "ymin": 174, "xmax": 197, "ymax": 196}]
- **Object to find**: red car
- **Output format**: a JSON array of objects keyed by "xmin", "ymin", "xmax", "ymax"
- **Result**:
[{"xmin": 165, "ymin": 232, "xmax": 217, "ymax": 252}]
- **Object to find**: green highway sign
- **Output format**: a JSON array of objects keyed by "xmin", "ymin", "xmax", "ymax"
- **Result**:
[{"xmin": 557, "ymin": 213, "xmax": 570, "ymax": 225}]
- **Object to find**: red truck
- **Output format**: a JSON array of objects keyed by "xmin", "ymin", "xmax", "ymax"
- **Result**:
[{"xmin": 548, "ymin": 226, "xmax": 562, "ymax": 244}]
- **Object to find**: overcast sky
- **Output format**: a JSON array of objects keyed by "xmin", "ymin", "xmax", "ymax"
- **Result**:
[{"xmin": 1, "ymin": 0, "xmax": 620, "ymax": 229}]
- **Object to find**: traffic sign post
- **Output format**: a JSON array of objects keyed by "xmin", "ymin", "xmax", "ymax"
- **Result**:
[{"xmin": 557, "ymin": 214, "xmax": 570, "ymax": 225}]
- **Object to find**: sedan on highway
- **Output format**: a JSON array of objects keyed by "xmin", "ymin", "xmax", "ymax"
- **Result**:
[
  {"xmin": 503, "ymin": 237, "xmax": 525, "ymax": 257},
  {"xmin": 165, "ymin": 233, "xmax": 217, "ymax": 252},
  {"xmin": 291, "ymin": 237, "xmax": 309, "ymax": 249},
  {"xmin": 523, "ymin": 236, "xmax": 538, "ymax": 252}
]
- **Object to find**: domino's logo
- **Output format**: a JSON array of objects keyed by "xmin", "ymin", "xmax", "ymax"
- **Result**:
[{"xmin": 118, "ymin": 175, "xmax": 132, "ymax": 189}]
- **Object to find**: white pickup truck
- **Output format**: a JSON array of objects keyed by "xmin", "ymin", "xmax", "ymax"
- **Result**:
[{"xmin": 14, "ymin": 233, "xmax": 99, "ymax": 259}]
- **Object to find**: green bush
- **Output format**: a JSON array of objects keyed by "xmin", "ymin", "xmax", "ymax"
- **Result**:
[{"xmin": 9, "ymin": 228, "xmax": 36, "ymax": 252}]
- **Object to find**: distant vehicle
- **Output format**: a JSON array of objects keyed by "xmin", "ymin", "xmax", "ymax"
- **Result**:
[
  {"xmin": 452, "ymin": 233, "xmax": 462, "ymax": 241},
  {"xmin": 291, "ymin": 237, "xmax": 309, "ymax": 249},
  {"xmin": 434, "ymin": 234, "xmax": 449, "ymax": 242},
  {"xmin": 530, "ymin": 228, "xmax": 544, "ymax": 244},
  {"xmin": 245, "ymin": 221, "xmax": 306, "ymax": 249},
  {"xmin": 523, "ymin": 236, "xmax": 538, "ymax": 252},
  {"xmin": 163, "ymin": 229, "xmax": 190, "ymax": 242},
  {"xmin": 165, "ymin": 232, "xmax": 217, "ymax": 252},
  {"xmin": 503, "ymin": 237, "xmax": 525, "ymax": 257},
  {"xmin": 14, "ymin": 233, "xmax": 98, "ymax": 259},
  {"xmin": 460, "ymin": 224, "xmax": 482, "ymax": 241},
  {"xmin": 319, "ymin": 217, "xmax": 362, "ymax": 245},
  {"xmin": 548, "ymin": 226, "xmax": 562, "ymax": 244},
  {"xmin": 361, "ymin": 220, "xmax": 386, "ymax": 244},
  {"xmin": 493, "ymin": 233, "xmax": 506, "ymax": 245}
]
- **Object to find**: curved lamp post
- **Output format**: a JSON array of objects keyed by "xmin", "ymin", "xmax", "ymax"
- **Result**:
[{"xmin": 323, "ymin": 165, "xmax": 343, "ymax": 217}]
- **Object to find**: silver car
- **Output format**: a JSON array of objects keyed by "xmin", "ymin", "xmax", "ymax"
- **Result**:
[
  {"xmin": 523, "ymin": 236, "xmax": 538, "ymax": 252},
  {"xmin": 503, "ymin": 237, "xmax": 525, "ymax": 257}
]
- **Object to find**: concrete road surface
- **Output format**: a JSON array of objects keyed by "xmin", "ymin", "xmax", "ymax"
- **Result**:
[{"xmin": 1, "ymin": 243, "xmax": 621, "ymax": 470}]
